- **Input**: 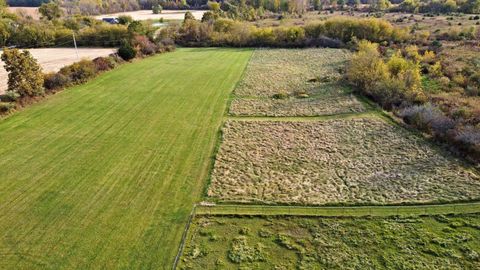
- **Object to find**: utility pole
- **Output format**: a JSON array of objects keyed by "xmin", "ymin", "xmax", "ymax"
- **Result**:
[{"xmin": 72, "ymin": 32, "xmax": 79, "ymax": 59}]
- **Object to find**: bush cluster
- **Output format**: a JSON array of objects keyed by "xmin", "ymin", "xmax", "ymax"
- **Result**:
[
  {"xmin": 346, "ymin": 40, "xmax": 425, "ymax": 109},
  {"xmin": 43, "ymin": 55, "xmax": 123, "ymax": 91},
  {"xmin": 0, "ymin": 17, "xmax": 129, "ymax": 48},
  {"xmin": 393, "ymin": 0, "xmax": 480, "ymax": 14},
  {"xmin": 399, "ymin": 104, "xmax": 480, "ymax": 162},
  {"xmin": 346, "ymin": 40, "xmax": 480, "ymax": 163},
  {"xmin": 171, "ymin": 16, "xmax": 410, "ymax": 48}
]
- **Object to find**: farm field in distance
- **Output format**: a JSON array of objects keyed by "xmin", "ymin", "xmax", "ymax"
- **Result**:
[
  {"xmin": 0, "ymin": 48, "xmax": 116, "ymax": 94},
  {"xmin": 94, "ymin": 9, "xmax": 206, "ymax": 21},
  {"xmin": 0, "ymin": 48, "xmax": 252, "ymax": 269},
  {"xmin": 6, "ymin": 7, "xmax": 40, "ymax": 19},
  {"xmin": 6, "ymin": 7, "xmax": 206, "ymax": 21},
  {"xmin": 229, "ymin": 48, "xmax": 366, "ymax": 116},
  {"xmin": 178, "ymin": 214, "xmax": 480, "ymax": 269}
]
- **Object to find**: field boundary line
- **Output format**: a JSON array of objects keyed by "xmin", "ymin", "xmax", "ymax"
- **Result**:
[
  {"xmin": 226, "ymin": 111, "xmax": 379, "ymax": 122},
  {"xmin": 195, "ymin": 202, "xmax": 480, "ymax": 217},
  {"xmin": 201, "ymin": 49, "xmax": 255, "ymax": 198},
  {"xmin": 172, "ymin": 205, "xmax": 196, "ymax": 270}
]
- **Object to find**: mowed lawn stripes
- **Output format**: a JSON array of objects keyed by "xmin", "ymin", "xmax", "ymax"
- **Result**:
[{"xmin": 0, "ymin": 48, "xmax": 252, "ymax": 269}]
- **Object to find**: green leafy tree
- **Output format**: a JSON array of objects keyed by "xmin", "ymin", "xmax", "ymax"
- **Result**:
[
  {"xmin": 201, "ymin": 11, "xmax": 218, "ymax": 22},
  {"xmin": 152, "ymin": 4, "xmax": 162, "ymax": 14},
  {"xmin": 207, "ymin": 1, "xmax": 221, "ymax": 12},
  {"xmin": 1, "ymin": 48, "xmax": 44, "ymax": 97},
  {"xmin": 127, "ymin": 20, "xmax": 145, "ymax": 34},
  {"xmin": 118, "ymin": 15, "xmax": 134, "ymax": 25},
  {"xmin": 0, "ymin": 19, "xmax": 10, "ymax": 46},
  {"xmin": 0, "ymin": 0, "xmax": 6, "ymax": 14},
  {"xmin": 347, "ymin": 41, "xmax": 388, "ymax": 93},
  {"xmin": 273, "ymin": 0, "xmax": 281, "ymax": 11},
  {"xmin": 38, "ymin": 2, "xmax": 63, "ymax": 20},
  {"xmin": 399, "ymin": 0, "xmax": 419, "ymax": 13},
  {"xmin": 118, "ymin": 42, "xmax": 136, "ymax": 61},
  {"xmin": 466, "ymin": 0, "xmax": 480, "ymax": 13},
  {"xmin": 370, "ymin": 0, "xmax": 391, "ymax": 11}
]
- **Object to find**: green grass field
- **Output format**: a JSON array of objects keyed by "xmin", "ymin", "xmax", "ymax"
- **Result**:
[
  {"xmin": 0, "ymin": 48, "xmax": 252, "ymax": 269},
  {"xmin": 179, "ymin": 214, "xmax": 480, "ymax": 269}
]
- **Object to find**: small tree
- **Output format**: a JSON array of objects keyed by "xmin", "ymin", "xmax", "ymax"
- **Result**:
[
  {"xmin": 184, "ymin": 11, "xmax": 195, "ymax": 21},
  {"xmin": 370, "ymin": 0, "xmax": 391, "ymax": 11},
  {"xmin": 127, "ymin": 20, "xmax": 145, "ymax": 35},
  {"xmin": 0, "ymin": 19, "xmax": 10, "ymax": 47},
  {"xmin": 347, "ymin": 40, "xmax": 389, "ymax": 93},
  {"xmin": 118, "ymin": 15, "xmax": 134, "ymax": 25},
  {"xmin": 38, "ymin": 2, "xmax": 63, "ymax": 21},
  {"xmin": 152, "ymin": 4, "xmax": 162, "ymax": 14},
  {"xmin": 1, "ymin": 48, "xmax": 44, "ymax": 97},
  {"xmin": 0, "ymin": 0, "xmax": 6, "ymax": 13},
  {"xmin": 207, "ymin": 1, "xmax": 221, "ymax": 12},
  {"xmin": 201, "ymin": 11, "xmax": 217, "ymax": 22},
  {"xmin": 118, "ymin": 42, "xmax": 136, "ymax": 61}
]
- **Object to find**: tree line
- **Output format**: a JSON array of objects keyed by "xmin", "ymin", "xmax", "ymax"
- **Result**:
[{"xmin": 6, "ymin": 0, "xmax": 480, "ymax": 15}]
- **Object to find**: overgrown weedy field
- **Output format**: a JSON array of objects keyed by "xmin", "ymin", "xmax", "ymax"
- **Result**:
[
  {"xmin": 208, "ymin": 117, "xmax": 480, "ymax": 205},
  {"xmin": 230, "ymin": 83, "xmax": 365, "ymax": 117},
  {"xmin": 178, "ymin": 214, "xmax": 480, "ymax": 269},
  {"xmin": 230, "ymin": 48, "xmax": 366, "ymax": 116},
  {"xmin": 0, "ymin": 48, "xmax": 251, "ymax": 269}
]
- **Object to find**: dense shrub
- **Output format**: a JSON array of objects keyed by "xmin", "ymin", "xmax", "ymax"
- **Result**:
[
  {"xmin": 399, "ymin": 104, "xmax": 456, "ymax": 135},
  {"xmin": 76, "ymin": 24, "xmax": 129, "ymax": 47},
  {"xmin": 0, "ymin": 91, "xmax": 20, "ymax": 102},
  {"xmin": 2, "ymin": 16, "xmax": 130, "ymax": 48},
  {"xmin": 0, "ymin": 102, "xmax": 15, "ymax": 113},
  {"xmin": 453, "ymin": 126, "xmax": 480, "ymax": 151},
  {"xmin": 118, "ymin": 43, "xmax": 137, "ymax": 60},
  {"xmin": 8, "ymin": 22, "xmax": 57, "ymax": 47},
  {"xmin": 305, "ymin": 17, "xmax": 410, "ymax": 44},
  {"xmin": 132, "ymin": 35, "xmax": 158, "ymax": 56},
  {"xmin": 118, "ymin": 15, "xmax": 134, "ymax": 25},
  {"xmin": 58, "ymin": 60, "xmax": 96, "ymax": 84},
  {"xmin": 92, "ymin": 56, "xmax": 116, "ymax": 71},
  {"xmin": 43, "ymin": 72, "xmax": 71, "ymax": 91},
  {"xmin": 44, "ymin": 56, "xmax": 120, "ymax": 91},
  {"xmin": 451, "ymin": 125, "xmax": 480, "ymax": 162}
]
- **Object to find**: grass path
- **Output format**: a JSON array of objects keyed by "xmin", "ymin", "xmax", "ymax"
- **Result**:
[
  {"xmin": 196, "ymin": 202, "xmax": 480, "ymax": 217},
  {"xmin": 0, "ymin": 48, "xmax": 252, "ymax": 269}
]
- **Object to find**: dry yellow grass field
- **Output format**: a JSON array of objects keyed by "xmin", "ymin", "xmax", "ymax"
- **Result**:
[
  {"xmin": 0, "ymin": 48, "xmax": 116, "ymax": 94},
  {"xmin": 208, "ymin": 117, "xmax": 480, "ymax": 205}
]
